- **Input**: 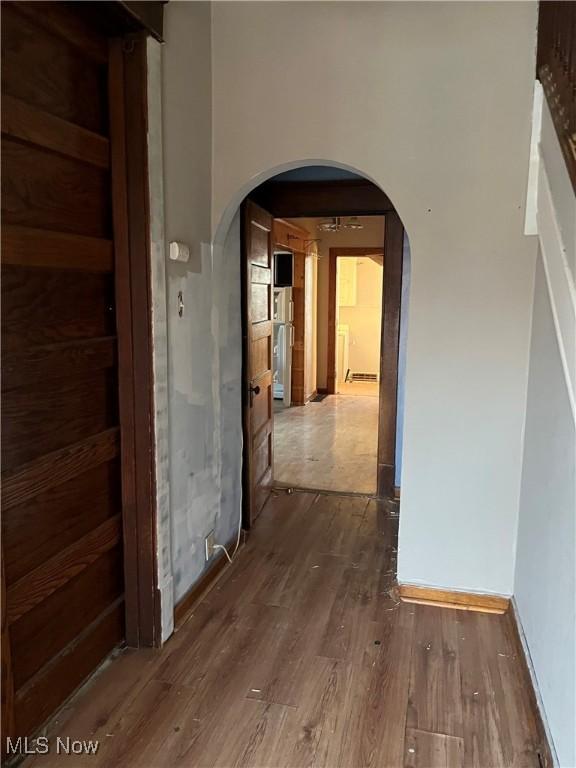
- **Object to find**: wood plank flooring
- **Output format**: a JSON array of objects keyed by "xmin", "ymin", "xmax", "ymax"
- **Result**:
[{"xmin": 25, "ymin": 491, "xmax": 543, "ymax": 767}]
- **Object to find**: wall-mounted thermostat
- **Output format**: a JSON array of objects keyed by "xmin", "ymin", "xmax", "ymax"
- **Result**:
[{"xmin": 169, "ymin": 241, "xmax": 190, "ymax": 263}]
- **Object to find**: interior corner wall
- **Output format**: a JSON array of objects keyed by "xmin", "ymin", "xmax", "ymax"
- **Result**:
[{"xmin": 211, "ymin": 1, "xmax": 538, "ymax": 596}]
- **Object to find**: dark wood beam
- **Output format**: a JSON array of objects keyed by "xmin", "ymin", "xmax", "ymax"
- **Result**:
[
  {"xmin": 377, "ymin": 211, "xmax": 404, "ymax": 499},
  {"xmin": 251, "ymin": 180, "xmax": 393, "ymax": 218}
]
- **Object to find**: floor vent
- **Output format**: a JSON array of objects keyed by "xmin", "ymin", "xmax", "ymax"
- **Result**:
[{"xmin": 351, "ymin": 372, "xmax": 378, "ymax": 382}]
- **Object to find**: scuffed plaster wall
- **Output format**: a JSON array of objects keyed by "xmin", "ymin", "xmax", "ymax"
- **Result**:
[
  {"xmin": 168, "ymin": 241, "xmax": 221, "ymax": 602},
  {"xmin": 147, "ymin": 38, "xmax": 173, "ymax": 642},
  {"xmin": 168, "ymin": 221, "xmax": 243, "ymax": 604},
  {"xmin": 162, "ymin": 3, "xmax": 242, "ymax": 606},
  {"xmin": 162, "ymin": 1, "xmax": 242, "ymax": 605},
  {"xmin": 213, "ymin": 214, "xmax": 243, "ymax": 552}
]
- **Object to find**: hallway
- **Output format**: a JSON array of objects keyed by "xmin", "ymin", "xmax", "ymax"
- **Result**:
[
  {"xmin": 27, "ymin": 491, "xmax": 544, "ymax": 768},
  {"xmin": 273, "ymin": 396, "xmax": 379, "ymax": 493}
]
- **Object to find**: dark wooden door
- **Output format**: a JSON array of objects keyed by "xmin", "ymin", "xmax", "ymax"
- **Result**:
[
  {"xmin": 1, "ymin": 3, "xmax": 128, "ymax": 741},
  {"xmin": 242, "ymin": 201, "xmax": 274, "ymax": 526}
]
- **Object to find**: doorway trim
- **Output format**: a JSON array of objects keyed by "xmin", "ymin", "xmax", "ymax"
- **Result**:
[
  {"xmin": 110, "ymin": 34, "xmax": 161, "ymax": 648},
  {"xmin": 326, "ymin": 215, "xmax": 404, "ymax": 498},
  {"xmin": 235, "ymin": 174, "xmax": 405, "ymax": 514},
  {"xmin": 327, "ymin": 246, "xmax": 385, "ymax": 395}
]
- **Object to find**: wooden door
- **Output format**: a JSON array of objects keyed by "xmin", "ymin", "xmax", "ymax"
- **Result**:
[
  {"xmin": 242, "ymin": 201, "xmax": 274, "ymax": 525},
  {"xmin": 1, "ymin": 3, "xmax": 129, "ymax": 741},
  {"xmin": 290, "ymin": 249, "xmax": 307, "ymax": 405},
  {"xmin": 271, "ymin": 218, "xmax": 311, "ymax": 406}
]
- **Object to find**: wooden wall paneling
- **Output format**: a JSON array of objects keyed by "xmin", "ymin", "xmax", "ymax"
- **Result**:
[
  {"xmin": 6, "ymin": 515, "xmax": 122, "ymax": 626},
  {"xmin": 8, "ymin": 1, "xmax": 109, "ymax": 65},
  {"xmin": 0, "ymin": 429, "xmax": 120, "ymax": 513},
  {"xmin": 1, "ymin": 137, "xmax": 111, "ymax": 237},
  {"xmin": 0, "ymin": 0, "xmax": 123, "ymax": 728},
  {"xmin": 1, "ymin": 3, "xmax": 161, "ymax": 745},
  {"xmin": 1, "ymin": 553, "xmax": 16, "ymax": 744},
  {"xmin": 1, "ymin": 3, "xmax": 109, "ymax": 133},
  {"xmin": 0, "ymin": 267, "xmax": 115, "ymax": 352},
  {"xmin": 377, "ymin": 212, "xmax": 404, "ymax": 498},
  {"xmin": 3, "ymin": 460, "xmax": 121, "ymax": 587},
  {"xmin": 2, "ymin": 94, "xmax": 110, "ymax": 169},
  {"xmin": 15, "ymin": 602, "xmax": 124, "ymax": 738},
  {"xmin": 2, "ymin": 225, "xmax": 113, "ymax": 273},
  {"xmin": 1, "ymin": 337, "xmax": 116, "ymax": 392},
  {"xmin": 11, "ymin": 1, "xmax": 166, "ymax": 47},
  {"xmin": 10, "ymin": 546, "xmax": 123, "ymax": 690},
  {"xmin": 2, "ymin": 368, "xmax": 117, "ymax": 472}
]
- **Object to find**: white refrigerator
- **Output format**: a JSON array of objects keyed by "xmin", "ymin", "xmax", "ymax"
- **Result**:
[{"xmin": 272, "ymin": 287, "xmax": 294, "ymax": 407}]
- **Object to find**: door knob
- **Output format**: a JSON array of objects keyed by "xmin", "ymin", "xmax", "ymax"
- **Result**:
[{"xmin": 249, "ymin": 383, "xmax": 260, "ymax": 406}]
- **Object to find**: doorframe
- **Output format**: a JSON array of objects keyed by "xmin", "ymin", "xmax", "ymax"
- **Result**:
[
  {"xmin": 326, "ymin": 215, "xmax": 404, "ymax": 498},
  {"xmin": 240, "ymin": 184, "xmax": 404, "ymax": 511},
  {"xmin": 378, "ymin": 212, "xmax": 404, "ymax": 498},
  {"xmin": 109, "ymin": 34, "xmax": 160, "ymax": 647},
  {"xmin": 327, "ymin": 246, "xmax": 385, "ymax": 395}
]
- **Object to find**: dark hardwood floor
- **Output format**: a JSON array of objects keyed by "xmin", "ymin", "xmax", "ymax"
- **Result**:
[{"xmin": 26, "ymin": 491, "xmax": 543, "ymax": 767}]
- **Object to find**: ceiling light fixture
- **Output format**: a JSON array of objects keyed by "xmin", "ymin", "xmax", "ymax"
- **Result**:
[{"xmin": 317, "ymin": 216, "xmax": 364, "ymax": 232}]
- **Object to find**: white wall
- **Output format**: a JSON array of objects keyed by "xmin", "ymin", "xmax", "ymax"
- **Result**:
[
  {"xmin": 211, "ymin": 1, "xmax": 539, "ymax": 595},
  {"xmin": 515, "ymin": 258, "xmax": 575, "ymax": 767},
  {"xmin": 514, "ymin": 96, "xmax": 576, "ymax": 768}
]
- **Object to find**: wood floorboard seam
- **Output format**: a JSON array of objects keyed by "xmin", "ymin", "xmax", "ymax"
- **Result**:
[{"xmin": 20, "ymin": 492, "xmax": 546, "ymax": 768}]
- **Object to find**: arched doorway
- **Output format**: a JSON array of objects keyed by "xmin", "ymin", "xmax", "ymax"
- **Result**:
[{"xmin": 214, "ymin": 162, "xmax": 410, "ymax": 529}]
